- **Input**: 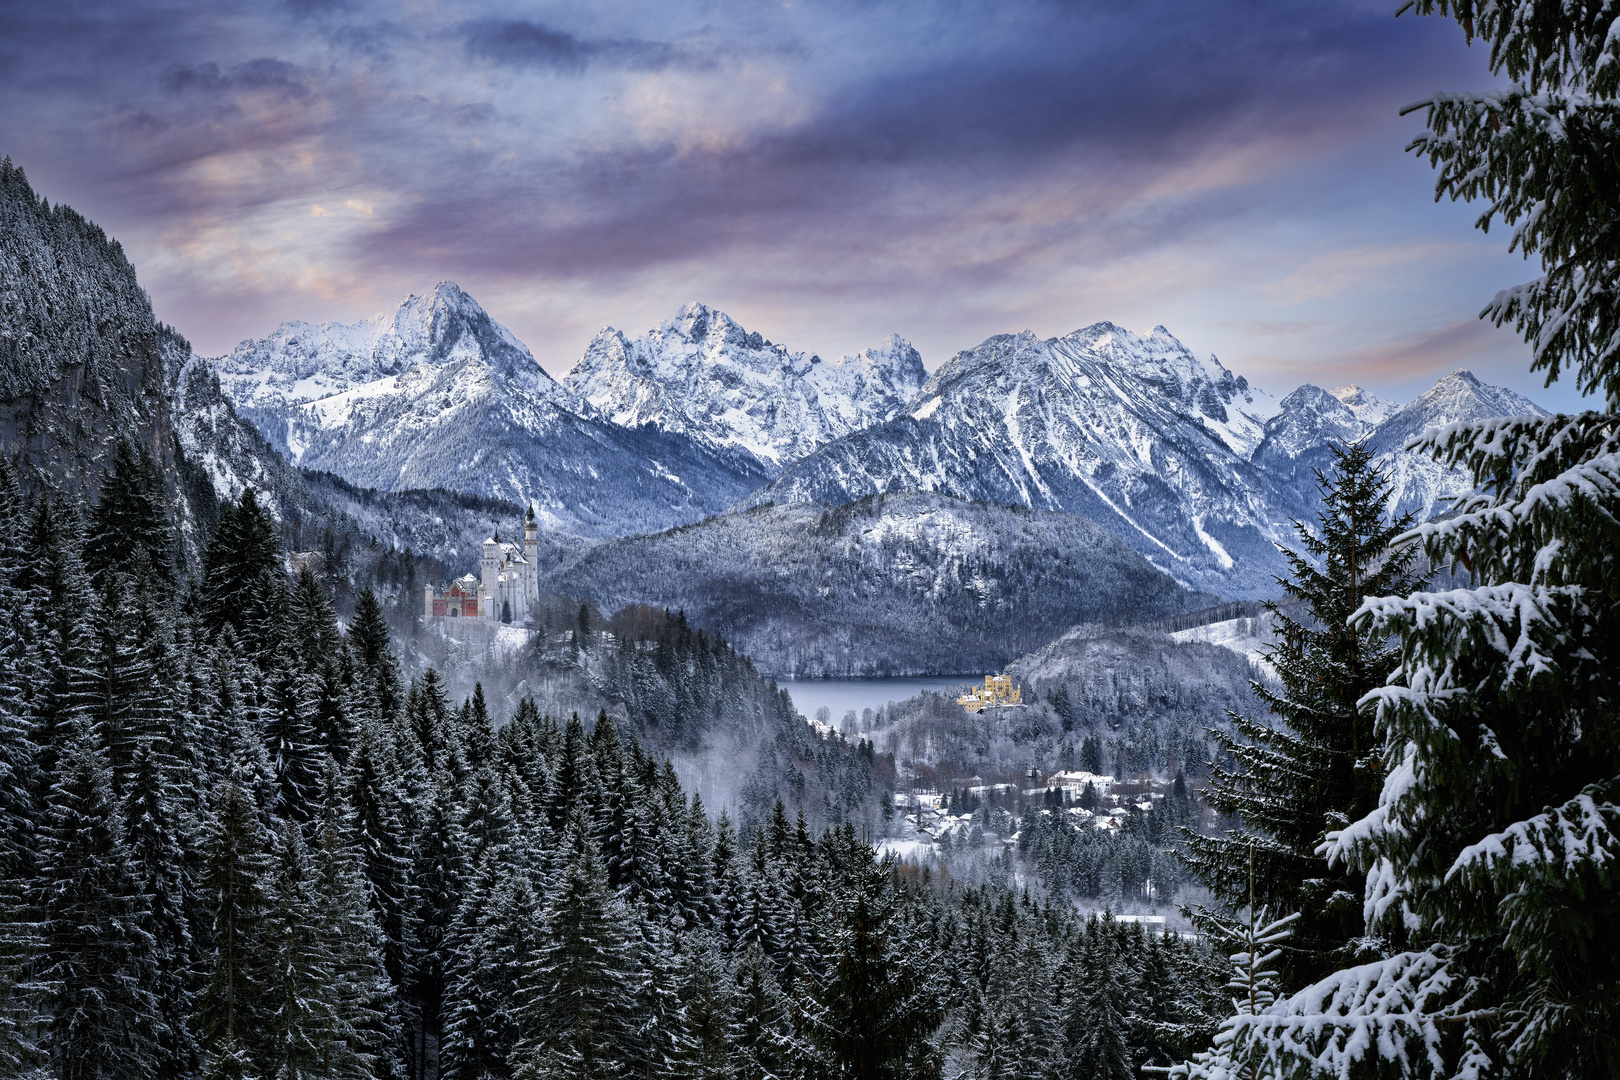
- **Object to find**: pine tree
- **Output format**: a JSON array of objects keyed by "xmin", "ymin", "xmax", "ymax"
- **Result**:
[
  {"xmin": 350, "ymin": 589, "xmax": 403, "ymax": 722},
  {"xmin": 1166, "ymin": 911, "xmax": 1296, "ymax": 1080},
  {"xmin": 35, "ymin": 732, "xmax": 160, "ymax": 1080},
  {"xmin": 441, "ymin": 857, "xmax": 543, "ymax": 1080},
  {"xmin": 195, "ymin": 779, "xmax": 271, "ymax": 1077},
  {"xmin": 310, "ymin": 761, "xmax": 397, "ymax": 1079},
  {"xmin": 258, "ymin": 822, "xmax": 335, "ymax": 1080},
  {"xmin": 123, "ymin": 743, "xmax": 199, "ymax": 1079},
  {"xmin": 804, "ymin": 843, "xmax": 944, "ymax": 1080},
  {"xmin": 1205, "ymin": 6, "xmax": 1620, "ymax": 1079},
  {"xmin": 202, "ymin": 488, "xmax": 281, "ymax": 652},
  {"xmin": 86, "ymin": 438, "xmax": 175, "ymax": 585},
  {"xmin": 1059, "ymin": 917, "xmax": 1132, "ymax": 1080},
  {"xmin": 729, "ymin": 944, "xmax": 795, "ymax": 1080},
  {"xmin": 517, "ymin": 816, "xmax": 637, "ymax": 1080},
  {"xmin": 1182, "ymin": 442, "xmax": 1422, "ymax": 986}
]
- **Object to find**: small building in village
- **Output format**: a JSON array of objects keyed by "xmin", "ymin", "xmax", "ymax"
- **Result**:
[{"xmin": 424, "ymin": 504, "xmax": 542, "ymax": 622}]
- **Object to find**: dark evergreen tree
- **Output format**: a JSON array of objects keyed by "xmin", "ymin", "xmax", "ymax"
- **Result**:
[
  {"xmin": 805, "ymin": 841, "xmax": 943, "ymax": 1080},
  {"xmin": 311, "ymin": 761, "xmax": 397, "ymax": 1079},
  {"xmin": 258, "ymin": 822, "xmax": 335, "ymax": 1079},
  {"xmin": 350, "ymin": 588, "xmax": 403, "ymax": 722},
  {"xmin": 1182, "ymin": 442, "xmax": 1422, "ymax": 986},
  {"xmin": 1060, "ymin": 918, "xmax": 1132, "ymax": 1080},
  {"xmin": 86, "ymin": 438, "xmax": 175, "ymax": 585},
  {"xmin": 35, "ymin": 733, "xmax": 160, "ymax": 1080},
  {"xmin": 517, "ymin": 817, "xmax": 637, "ymax": 1080},
  {"xmin": 123, "ymin": 743, "xmax": 199, "ymax": 1079},
  {"xmin": 195, "ymin": 779, "xmax": 271, "ymax": 1078},
  {"xmin": 202, "ymin": 488, "xmax": 281, "ymax": 651}
]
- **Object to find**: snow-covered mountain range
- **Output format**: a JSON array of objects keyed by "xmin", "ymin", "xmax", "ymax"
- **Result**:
[
  {"xmin": 208, "ymin": 285, "xmax": 1550, "ymax": 597},
  {"xmin": 735, "ymin": 326, "xmax": 1550, "ymax": 597},
  {"xmin": 564, "ymin": 301, "xmax": 926, "ymax": 468},
  {"xmin": 209, "ymin": 284, "xmax": 768, "ymax": 537},
  {"xmin": 1256, "ymin": 369, "xmax": 1549, "ymax": 520},
  {"xmin": 737, "ymin": 323, "xmax": 1300, "ymax": 595}
]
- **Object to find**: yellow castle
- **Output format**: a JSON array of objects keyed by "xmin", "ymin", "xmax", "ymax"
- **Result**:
[{"xmin": 957, "ymin": 675, "xmax": 1022, "ymax": 713}]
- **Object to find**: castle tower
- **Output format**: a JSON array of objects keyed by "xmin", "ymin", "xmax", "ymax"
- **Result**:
[
  {"xmin": 523, "ymin": 503, "xmax": 540, "ymax": 609},
  {"xmin": 480, "ymin": 535, "xmax": 500, "ymax": 619},
  {"xmin": 424, "ymin": 583, "xmax": 435, "ymax": 620}
]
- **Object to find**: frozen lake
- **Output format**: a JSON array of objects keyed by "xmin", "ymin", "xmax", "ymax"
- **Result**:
[{"xmin": 781, "ymin": 677, "xmax": 972, "ymax": 728}]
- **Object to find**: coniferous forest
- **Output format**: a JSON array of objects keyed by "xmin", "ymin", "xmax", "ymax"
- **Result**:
[{"xmin": 0, "ymin": 450, "xmax": 1232, "ymax": 1080}]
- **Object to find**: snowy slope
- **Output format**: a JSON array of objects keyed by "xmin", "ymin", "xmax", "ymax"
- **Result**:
[
  {"xmin": 737, "ymin": 323, "xmax": 1295, "ymax": 598},
  {"xmin": 1365, "ymin": 368, "xmax": 1548, "ymax": 519},
  {"xmin": 563, "ymin": 302, "xmax": 926, "ymax": 469},
  {"xmin": 1254, "ymin": 369, "xmax": 1547, "ymax": 520},
  {"xmin": 1330, "ymin": 384, "xmax": 1402, "ymax": 424},
  {"xmin": 209, "ymin": 285, "xmax": 769, "ymax": 537}
]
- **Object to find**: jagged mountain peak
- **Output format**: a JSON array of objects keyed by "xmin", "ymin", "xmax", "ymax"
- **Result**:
[
  {"xmin": 214, "ymin": 280, "xmax": 565, "ymax": 414},
  {"xmin": 1256, "ymin": 368, "xmax": 1548, "ymax": 522},
  {"xmin": 1329, "ymin": 382, "xmax": 1402, "ymax": 424},
  {"xmin": 564, "ymin": 304, "xmax": 925, "ymax": 468}
]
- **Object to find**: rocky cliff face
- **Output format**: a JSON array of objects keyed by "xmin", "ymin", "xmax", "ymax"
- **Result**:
[
  {"xmin": 564, "ymin": 302, "xmax": 926, "ymax": 469},
  {"xmin": 1, "ymin": 159, "xmax": 175, "ymax": 498}
]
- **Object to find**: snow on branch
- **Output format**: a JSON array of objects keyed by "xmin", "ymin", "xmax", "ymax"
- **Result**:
[
  {"xmin": 1447, "ymin": 784, "xmax": 1620, "ymax": 890},
  {"xmin": 1224, "ymin": 950, "xmax": 1466, "ymax": 1080},
  {"xmin": 1355, "ymin": 584, "xmax": 1577, "ymax": 688}
]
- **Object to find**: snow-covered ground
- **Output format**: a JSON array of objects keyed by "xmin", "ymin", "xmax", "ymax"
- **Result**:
[{"xmin": 1172, "ymin": 612, "xmax": 1277, "ymax": 677}]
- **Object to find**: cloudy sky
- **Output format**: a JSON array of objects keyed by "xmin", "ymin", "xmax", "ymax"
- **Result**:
[{"xmin": 0, "ymin": 0, "xmax": 1586, "ymax": 409}]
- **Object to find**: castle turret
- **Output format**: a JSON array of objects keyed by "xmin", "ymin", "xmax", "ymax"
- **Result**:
[
  {"xmin": 424, "ymin": 583, "xmax": 435, "ymax": 621},
  {"xmin": 522, "ymin": 503, "xmax": 540, "ymax": 616},
  {"xmin": 480, "ymin": 536, "xmax": 500, "ymax": 619}
]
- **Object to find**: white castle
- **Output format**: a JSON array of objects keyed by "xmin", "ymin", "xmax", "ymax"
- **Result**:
[{"xmin": 424, "ymin": 505, "xmax": 541, "ymax": 623}]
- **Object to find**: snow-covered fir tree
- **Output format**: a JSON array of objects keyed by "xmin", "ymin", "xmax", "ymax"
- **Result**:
[
  {"xmin": 1193, "ymin": 4, "xmax": 1620, "ymax": 1077},
  {"xmin": 1183, "ymin": 441, "xmax": 1424, "ymax": 987}
]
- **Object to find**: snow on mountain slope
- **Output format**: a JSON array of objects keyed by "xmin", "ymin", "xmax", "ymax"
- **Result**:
[
  {"xmin": 1366, "ymin": 368, "xmax": 1548, "ymax": 519},
  {"xmin": 537, "ymin": 490, "xmax": 1204, "ymax": 676},
  {"xmin": 563, "ymin": 302, "xmax": 926, "ymax": 468},
  {"xmin": 1254, "ymin": 369, "xmax": 1547, "ymax": 521},
  {"xmin": 1331, "ymin": 384, "xmax": 1402, "ymax": 424},
  {"xmin": 210, "ymin": 285, "xmax": 770, "ymax": 537},
  {"xmin": 737, "ymin": 323, "xmax": 1297, "ymax": 598},
  {"xmin": 216, "ymin": 282, "xmax": 572, "ymax": 417},
  {"xmin": 1251, "ymin": 384, "xmax": 1373, "ymax": 492}
]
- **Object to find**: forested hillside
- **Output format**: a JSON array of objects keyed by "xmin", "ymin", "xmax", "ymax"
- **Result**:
[
  {"xmin": 537, "ymin": 492, "xmax": 1206, "ymax": 677},
  {"xmin": 0, "ymin": 468, "xmax": 1230, "ymax": 1079},
  {"xmin": 0, "ymin": 158, "xmax": 203, "ymax": 554}
]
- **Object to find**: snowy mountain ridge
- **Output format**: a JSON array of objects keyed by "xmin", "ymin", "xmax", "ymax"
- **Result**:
[
  {"xmin": 208, "ymin": 285, "xmax": 769, "ymax": 537},
  {"xmin": 215, "ymin": 281, "xmax": 572, "ymax": 420},
  {"xmin": 564, "ymin": 301, "xmax": 926, "ymax": 468},
  {"xmin": 1330, "ymin": 383, "xmax": 1402, "ymax": 424},
  {"xmin": 742, "ymin": 321, "xmax": 1298, "ymax": 597}
]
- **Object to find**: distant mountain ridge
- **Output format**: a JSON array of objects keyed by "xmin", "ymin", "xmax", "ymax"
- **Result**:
[
  {"xmin": 538, "ymin": 490, "xmax": 1208, "ymax": 677},
  {"xmin": 209, "ymin": 284, "xmax": 769, "ymax": 537},
  {"xmin": 564, "ymin": 301, "xmax": 926, "ymax": 469},
  {"xmin": 1258, "ymin": 368, "xmax": 1549, "ymax": 520},
  {"xmin": 204, "ymin": 286, "xmax": 1551, "ymax": 599},
  {"xmin": 737, "ymin": 322, "xmax": 1298, "ymax": 597}
]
